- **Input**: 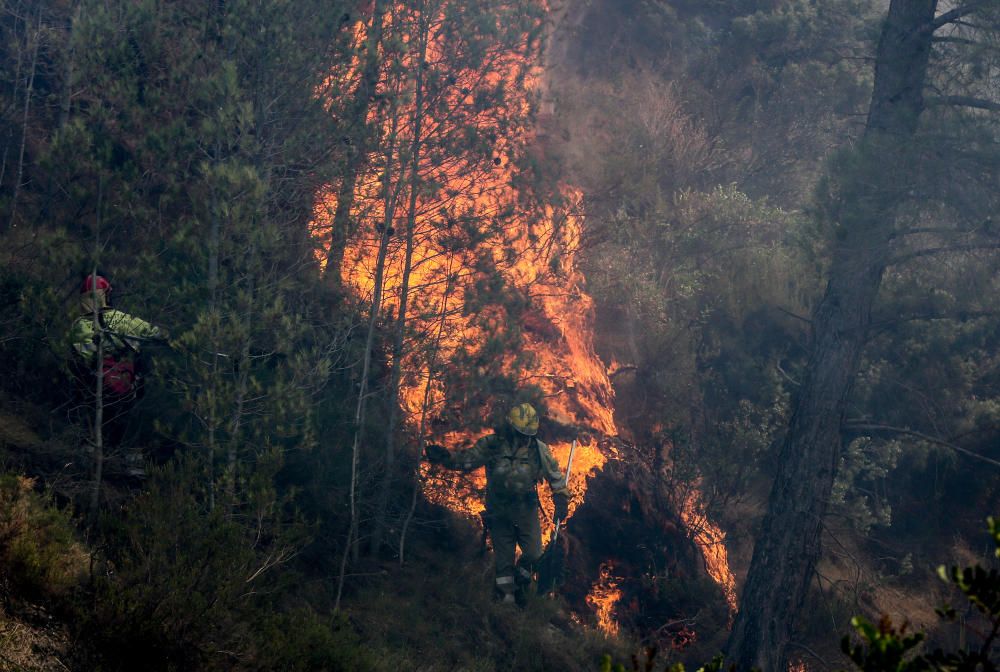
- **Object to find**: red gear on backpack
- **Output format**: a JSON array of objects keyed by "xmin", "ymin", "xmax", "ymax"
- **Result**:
[{"xmin": 102, "ymin": 356, "xmax": 137, "ymax": 396}]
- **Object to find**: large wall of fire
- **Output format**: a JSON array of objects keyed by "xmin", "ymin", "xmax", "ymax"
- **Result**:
[{"xmin": 312, "ymin": 0, "xmax": 734, "ymax": 632}]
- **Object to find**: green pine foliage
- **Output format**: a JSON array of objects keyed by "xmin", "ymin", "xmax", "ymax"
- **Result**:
[{"xmin": 253, "ymin": 610, "xmax": 374, "ymax": 672}]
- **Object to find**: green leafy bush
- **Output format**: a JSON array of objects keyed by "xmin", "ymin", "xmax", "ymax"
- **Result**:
[{"xmin": 72, "ymin": 460, "xmax": 372, "ymax": 672}]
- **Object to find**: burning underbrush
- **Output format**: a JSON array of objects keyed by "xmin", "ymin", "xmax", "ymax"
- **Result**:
[{"xmin": 556, "ymin": 447, "xmax": 732, "ymax": 659}]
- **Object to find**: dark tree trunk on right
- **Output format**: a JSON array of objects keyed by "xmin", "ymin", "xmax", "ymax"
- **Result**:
[{"xmin": 726, "ymin": 2, "xmax": 940, "ymax": 670}]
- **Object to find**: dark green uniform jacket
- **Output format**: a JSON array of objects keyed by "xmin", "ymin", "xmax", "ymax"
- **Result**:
[
  {"xmin": 444, "ymin": 430, "xmax": 569, "ymax": 509},
  {"xmin": 444, "ymin": 429, "xmax": 569, "ymax": 599}
]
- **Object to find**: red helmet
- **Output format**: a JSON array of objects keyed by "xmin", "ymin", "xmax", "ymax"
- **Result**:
[{"xmin": 81, "ymin": 274, "xmax": 111, "ymax": 294}]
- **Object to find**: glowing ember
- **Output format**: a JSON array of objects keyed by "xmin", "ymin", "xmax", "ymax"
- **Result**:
[
  {"xmin": 671, "ymin": 625, "xmax": 697, "ymax": 651},
  {"xmin": 586, "ymin": 562, "xmax": 622, "ymax": 636}
]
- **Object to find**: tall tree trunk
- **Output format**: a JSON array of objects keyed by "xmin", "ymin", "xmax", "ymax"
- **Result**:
[
  {"xmin": 88, "ymin": 178, "xmax": 106, "ymax": 528},
  {"xmin": 726, "ymin": 2, "xmax": 938, "ymax": 670},
  {"xmin": 206, "ymin": 200, "xmax": 222, "ymax": 512},
  {"xmin": 225, "ymin": 272, "xmax": 253, "ymax": 509},
  {"xmin": 399, "ymin": 252, "xmax": 456, "ymax": 566},
  {"xmin": 335, "ymin": 101, "xmax": 403, "ymax": 610},
  {"xmin": 369, "ymin": 0, "xmax": 429, "ymax": 557},
  {"xmin": 8, "ymin": 7, "xmax": 41, "ymax": 230},
  {"xmin": 325, "ymin": 0, "xmax": 387, "ymax": 287},
  {"xmin": 59, "ymin": 3, "xmax": 80, "ymax": 130},
  {"xmin": 88, "ymin": 270, "xmax": 105, "ymax": 529}
]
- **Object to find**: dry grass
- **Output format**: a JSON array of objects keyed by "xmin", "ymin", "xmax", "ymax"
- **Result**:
[
  {"xmin": 817, "ymin": 526, "xmax": 947, "ymax": 635},
  {"xmin": 0, "ymin": 606, "xmax": 70, "ymax": 672}
]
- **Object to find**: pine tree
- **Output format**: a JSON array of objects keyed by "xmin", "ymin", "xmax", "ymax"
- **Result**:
[{"xmin": 728, "ymin": 3, "xmax": 1000, "ymax": 669}]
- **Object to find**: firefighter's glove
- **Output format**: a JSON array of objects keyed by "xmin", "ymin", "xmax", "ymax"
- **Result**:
[
  {"xmin": 553, "ymin": 492, "xmax": 570, "ymax": 523},
  {"xmin": 424, "ymin": 444, "xmax": 450, "ymax": 464}
]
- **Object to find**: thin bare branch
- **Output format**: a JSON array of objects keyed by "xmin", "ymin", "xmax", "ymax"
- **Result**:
[
  {"xmin": 927, "ymin": 2, "xmax": 991, "ymax": 33},
  {"xmin": 868, "ymin": 310, "xmax": 1000, "ymax": 334},
  {"xmin": 927, "ymin": 95, "xmax": 1000, "ymax": 112},
  {"xmin": 890, "ymin": 242, "xmax": 1000, "ymax": 265},
  {"xmin": 845, "ymin": 422, "xmax": 1000, "ymax": 469}
]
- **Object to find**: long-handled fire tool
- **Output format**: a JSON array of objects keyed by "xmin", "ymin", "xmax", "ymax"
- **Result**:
[
  {"xmin": 537, "ymin": 438, "xmax": 577, "ymax": 595},
  {"xmin": 552, "ymin": 438, "xmax": 576, "ymax": 544}
]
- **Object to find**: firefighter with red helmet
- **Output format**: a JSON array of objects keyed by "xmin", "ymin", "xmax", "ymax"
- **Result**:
[
  {"xmin": 72, "ymin": 274, "xmax": 164, "ymax": 369},
  {"xmin": 425, "ymin": 402, "xmax": 570, "ymax": 605},
  {"xmin": 70, "ymin": 273, "xmax": 166, "ymax": 476}
]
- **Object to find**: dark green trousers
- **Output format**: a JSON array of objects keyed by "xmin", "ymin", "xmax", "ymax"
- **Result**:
[{"xmin": 487, "ymin": 497, "xmax": 542, "ymax": 601}]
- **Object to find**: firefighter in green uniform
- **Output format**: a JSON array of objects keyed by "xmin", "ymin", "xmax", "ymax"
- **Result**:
[{"xmin": 425, "ymin": 402, "xmax": 570, "ymax": 605}]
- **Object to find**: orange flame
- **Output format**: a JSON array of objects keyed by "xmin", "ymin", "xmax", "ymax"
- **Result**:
[
  {"xmin": 313, "ymin": 2, "xmax": 613, "ymax": 518},
  {"xmin": 315, "ymin": 0, "xmax": 735, "ymax": 635},
  {"xmin": 586, "ymin": 562, "xmax": 622, "ymax": 636},
  {"xmin": 680, "ymin": 490, "xmax": 738, "ymax": 615}
]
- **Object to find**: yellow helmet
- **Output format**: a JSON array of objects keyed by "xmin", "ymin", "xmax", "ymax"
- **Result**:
[{"xmin": 507, "ymin": 402, "xmax": 539, "ymax": 436}]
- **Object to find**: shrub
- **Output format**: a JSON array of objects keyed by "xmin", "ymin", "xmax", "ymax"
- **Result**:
[
  {"xmin": 77, "ymin": 463, "xmax": 268, "ymax": 670},
  {"xmin": 75, "ymin": 460, "xmax": 365, "ymax": 672},
  {"xmin": 843, "ymin": 516, "xmax": 1000, "ymax": 672},
  {"xmin": 0, "ymin": 474, "xmax": 86, "ymax": 603},
  {"xmin": 251, "ymin": 610, "xmax": 374, "ymax": 672}
]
